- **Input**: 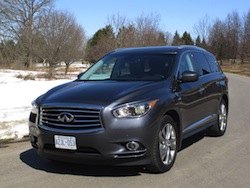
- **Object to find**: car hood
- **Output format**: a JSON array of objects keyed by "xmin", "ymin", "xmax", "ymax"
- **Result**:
[{"xmin": 38, "ymin": 80, "xmax": 166, "ymax": 107}]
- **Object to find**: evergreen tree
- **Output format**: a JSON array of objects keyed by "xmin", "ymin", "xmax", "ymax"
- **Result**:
[
  {"xmin": 182, "ymin": 32, "xmax": 194, "ymax": 45},
  {"xmin": 172, "ymin": 31, "xmax": 183, "ymax": 45},
  {"xmin": 201, "ymin": 38, "xmax": 207, "ymax": 49},
  {"xmin": 195, "ymin": 35, "xmax": 202, "ymax": 47},
  {"xmin": 88, "ymin": 25, "xmax": 114, "ymax": 47},
  {"xmin": 85, "ymin": 25, "xmax": 115, "ymax": 63},
  {"xmin": 0, "ymin": 40, "xmax": 17, "ymax": 67},
  {"xmin": 117, "ymin": 24, "xmax": 137, "ymax": 48}
]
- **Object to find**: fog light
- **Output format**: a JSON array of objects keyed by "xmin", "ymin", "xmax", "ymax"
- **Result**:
[{"xmin": 126, "ymin": 141, "xmax": 140, "ymax": 151}]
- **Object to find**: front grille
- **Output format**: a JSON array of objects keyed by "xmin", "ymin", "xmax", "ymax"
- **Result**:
[{"xmin": 40, "ymin": 107, "xmax": 102, "ymax": 130}]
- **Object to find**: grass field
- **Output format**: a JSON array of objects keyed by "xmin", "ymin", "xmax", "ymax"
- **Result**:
[{"xmin": 221, "ymin": 62, "xmax": 250, "ymax": 77}]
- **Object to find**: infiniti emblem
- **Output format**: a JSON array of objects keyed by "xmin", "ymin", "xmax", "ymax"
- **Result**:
[{"xmin": 58, "ymin": 112, "xmax": 74, "ymax": 123}]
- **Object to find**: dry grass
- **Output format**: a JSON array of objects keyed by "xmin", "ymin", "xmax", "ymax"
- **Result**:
[
  {"xmin": 6, "ymin": 63, "xmax": 85, "ymax": 80},
  {"xmin": 15, "ymin": 73, "xmax": 36, "ymax": 80},
  {"xmin": 221, "ymin": 62, "xmax": 250, "ymax": 77}
]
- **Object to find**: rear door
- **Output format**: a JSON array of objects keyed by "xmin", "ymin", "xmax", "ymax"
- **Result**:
[
  {"xmin": 203, "ymin": 54, "xmax": 226, "ymax": 115},
  {"xmin": 191, "ymin": 52, "xmax": 221, "ymax": 125}
]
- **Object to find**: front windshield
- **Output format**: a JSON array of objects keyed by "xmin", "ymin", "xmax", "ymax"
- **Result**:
[{"xmin": 79, "ymin": 53, "xmax": 175, "ymax": 81}]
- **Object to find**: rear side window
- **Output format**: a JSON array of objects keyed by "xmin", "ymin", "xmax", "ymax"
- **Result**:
[
  {"xmin": 191, "ymin": 52, "xmax": 212, "ymax": 76},
  {"xmin": 205, "ymin": 54, "xmax": 220, "ymax": 73}
]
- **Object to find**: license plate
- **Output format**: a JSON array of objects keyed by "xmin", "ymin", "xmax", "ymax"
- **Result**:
[{"xmin": 54, "ymin": 135, "xmax": 77, "ymax": 150}]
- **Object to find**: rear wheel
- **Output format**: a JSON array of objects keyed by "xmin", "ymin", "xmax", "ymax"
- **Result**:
[
  {"xmin": 208, "ymin": 99, "xmax": 228, "ymax": 136},
  {"xmin": 147, "ymin": 115, "xmax": 178, "ymax": 173}
]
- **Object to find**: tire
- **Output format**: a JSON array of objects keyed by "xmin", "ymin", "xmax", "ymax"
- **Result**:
[
  {"xmin": 208, "ymin": 99, "xmax": 228, "ymax": 136},
  {"xmin": 147, "ymin": 115, "xmax": 178, "ymax": 173}
]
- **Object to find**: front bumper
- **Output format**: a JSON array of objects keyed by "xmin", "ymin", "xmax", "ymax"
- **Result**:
[{"xmin": 29, "ymin": 108, "xmax": 160, "ymax": 166}]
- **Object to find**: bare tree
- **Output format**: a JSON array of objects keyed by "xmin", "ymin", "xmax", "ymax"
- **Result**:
[
  {"xmin": 0, "ymin": 0, "xmax": 54, "ymax": 67},
  {"xmin": 108, "ymin": 13, "xmax": 167, "ymax": 47},
  {"xmin": 208, "ymin": 19, "xmax": 227, "ymax": 64},
  {"xmin": 134, "ymin": 13, "xmax": 166, "ymax": 46},
  {"xmin": 241, "ymin": 9, "xmax": 250, "ymax": 63},
  {"xmin": 107, "ymin": 14, "xmax": 136, "ymax": 48},
  {"xmin": 107, "ymin": 14, "xmax": 129, "ymax": 36},
  {"xmin": 61, "ymin": 23, "xmax": 86, "ymax": 74},
  {"xmin": 86, "ymin": 13, "xmax": 169, "ymax": 63},
  {"xmin": 107, "ymin": 14, "xmax": 135, "ymax": 48},
  {"xmin": 34, "ymin": 11, "xmax": 86, "ymax": 77},
  {"xmin": 193, "ymin": 15, "xmax": 211, "ymax": 42},
  {"xmin": 165, "ymin": 31, "xmax": 172, "ymax": 45},
  {"xmin": 116, "ymin": 24, "xmax": 137, "ymax": 48},
  {"xmin": 225, "ymin": 11, "xmax": 241, "ymax": 63}
]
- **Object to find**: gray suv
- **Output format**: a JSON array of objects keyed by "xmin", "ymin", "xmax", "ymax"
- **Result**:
[{"xmin": 29, "ymin": 46, "xmax": 229, "ymax": 173}]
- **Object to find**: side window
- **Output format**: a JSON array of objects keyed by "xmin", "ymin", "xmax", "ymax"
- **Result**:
[
  {"xmin": 192, "ymin": 52, "xmax": 212, "ymax": 76},
  {"xmin": 178, "ymin": 53, "xmax": 195, "ymax": 78},
  {"xmin": 205, "ymin": 54, "xmax": 220, "ymax": 73}
]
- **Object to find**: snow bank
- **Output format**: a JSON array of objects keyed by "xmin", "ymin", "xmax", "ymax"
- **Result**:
[{"xmin": 0, "ymin": 69, "xmax": 72, "ymax": 140}]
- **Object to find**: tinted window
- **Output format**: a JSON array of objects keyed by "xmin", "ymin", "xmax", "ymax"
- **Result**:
[
  {"xmin": 205, "ymin": 54, "xmax": 220, "ymax": 73},
  {"xmin": 192, "ymin": 52, "xmax": 211, "ymax": 76}
]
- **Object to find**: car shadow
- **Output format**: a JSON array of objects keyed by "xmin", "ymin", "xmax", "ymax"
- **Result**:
[
  {"xmin": 19, "ymin": 149, "xmax": 144, "ymax": 177},
  {"xmin": 20, "ymin": 132, "xmax": 206, "ymax": 177},
  {"xmin": 180, "ymin": 131, "xmax": 206, "ymax": 151}
]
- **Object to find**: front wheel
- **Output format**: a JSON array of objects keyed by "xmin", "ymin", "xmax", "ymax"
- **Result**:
[{"xmin": 147, "ymin": 115, "xmax": 178, "ymax": 173}]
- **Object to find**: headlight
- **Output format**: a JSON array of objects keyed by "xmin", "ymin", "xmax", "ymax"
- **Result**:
[
  {"xmin": 31, "ymin": 100, "xmax": 38, "ymax": 114},
  {"xmin": 112, "ymin": 99, "xmax": 158, "ymax": 118}
]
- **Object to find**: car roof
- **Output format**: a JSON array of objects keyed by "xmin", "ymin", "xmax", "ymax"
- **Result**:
[{"xmin": 111, "ymin": 45, "xmax": 208, "ymax": 55}]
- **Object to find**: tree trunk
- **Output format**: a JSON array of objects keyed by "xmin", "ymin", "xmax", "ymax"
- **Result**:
[
  {"xmin": 28, "ymin": 55, "xmax": 33, "ymax": 68},
  {"xmin": 42, "ymin": 59, "xmax": 46, "ymax": 71},
  {"xmin": 48, "ymin": 64, "xmax": 56, "ymax": 79},
  {"xmin": 240, "ymin": 53, "xmax": 244, "ymax": 64},
  {"xmin": 65, "ymin": 64, "xmax": 69, "ymax": 75}
]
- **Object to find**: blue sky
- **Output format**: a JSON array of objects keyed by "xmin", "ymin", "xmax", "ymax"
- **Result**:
[{"xmin": 55, "ymin": 0, "xmax": 250, "ymax": 38}]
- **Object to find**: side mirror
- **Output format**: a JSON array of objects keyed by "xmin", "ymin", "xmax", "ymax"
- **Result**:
[{"xmin": 181, "ymin": 71, "xmax": 198, "ymax": 83}]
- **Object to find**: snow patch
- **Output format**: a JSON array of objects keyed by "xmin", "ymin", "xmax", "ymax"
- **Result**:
[{"xmin": 0, "ymin": 69, "xmax": 72, "ymax": 140}]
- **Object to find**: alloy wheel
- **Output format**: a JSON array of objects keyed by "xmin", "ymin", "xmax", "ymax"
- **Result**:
[
  {"xmin": 219, "ymin": 103, "xmax": 227, "ymax": 132},
  {"xmin": 159, "ymin": 123, "xmax": 177, "ymax": 165}
]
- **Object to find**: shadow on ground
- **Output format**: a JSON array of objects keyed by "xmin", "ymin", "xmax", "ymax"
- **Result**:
[
  {"xmin": 180, "ymin": 132, "xmax": 205, "ymax": 151},
  {"xmin": 20, "ymin": 132, "xmax": 205, "ymax": 177},
  {"xmin": 20, "ymin": 149, "xmax": 144, "ymax": 177}
]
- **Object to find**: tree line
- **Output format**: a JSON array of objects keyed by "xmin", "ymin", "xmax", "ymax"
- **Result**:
[
  {"xmin": 1, "ymin": 0, "xmax": 250, "ymax": 77},
  {"xmin": 86, "ymin": 10, "xmax": 250, "ymax": 65},
  {"xmin": 0, "ymin": 0, "xmax": 86, "ymax": 76}
]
